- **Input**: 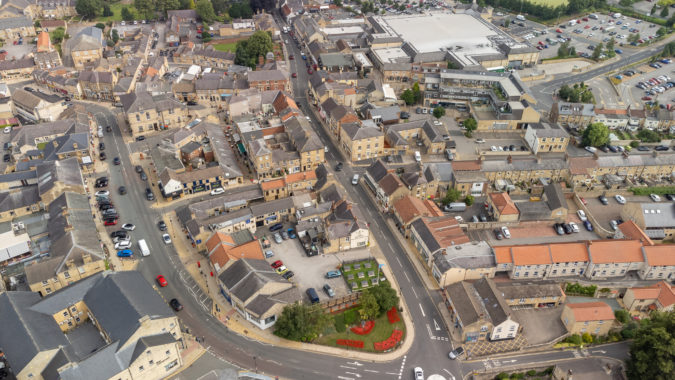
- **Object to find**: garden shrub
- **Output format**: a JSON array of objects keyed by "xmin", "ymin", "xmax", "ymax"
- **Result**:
[{"xmin": 343, "ymin": 309, "xmax": 357, "ymax": 325}]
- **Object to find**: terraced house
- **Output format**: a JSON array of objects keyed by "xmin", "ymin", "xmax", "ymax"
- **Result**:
[{"xmin": 119, "ymin": 92, "xmax": 188, "ymax": 137}]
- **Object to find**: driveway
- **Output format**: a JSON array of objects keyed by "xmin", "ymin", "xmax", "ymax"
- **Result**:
[{"xmin": 513, "ymin": 307, "xmax": 568, "ymax": 345}]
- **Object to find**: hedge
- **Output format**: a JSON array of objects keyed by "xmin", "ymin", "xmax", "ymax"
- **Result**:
[{"xmin": 631, "ymin": 186, "xmax": 675, "ymax": 195}]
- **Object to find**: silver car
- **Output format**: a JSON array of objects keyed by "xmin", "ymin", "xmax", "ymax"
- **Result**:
[{"xmin": 273, "ymin": 232, "xmax": 283, "ymax": 244}]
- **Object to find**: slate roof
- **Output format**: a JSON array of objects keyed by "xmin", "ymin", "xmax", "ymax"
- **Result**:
[
  {"xmin": 473, "ymin": 277, "xmax": 512, "ymax": 326},
  {"xmin": 0, "ymin": 16, "xmax": 32, "ymax": 29},
  {"xmin": 36, "ymin": 157, "xmax": 83, "ymax": 197},
  {"xmin": 366, "ymin": 159, "xmax": 389, "ymax": 183},
  {"xmin": 446, "ymin": 281, "xmax": 482, "ymax": 326},
  {"xmin": 218, "ymin": 258, "xmax": 283, "ymax": 303},
  {"xmin": 543, "ymin": 182, "xmax": 566, "ymax": 211}
]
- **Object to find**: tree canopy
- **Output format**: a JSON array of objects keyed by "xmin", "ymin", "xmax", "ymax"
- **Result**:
[
  {"xmin": 121, "ymin": 6, "xmax": 135, "ymax": 21},
  {"xmin": 464, "ymin": 117, "xmax": 477, "ymax": 133},
  {"xmin": 363, "ymin": 282, "xmax": 399, "ymax": 315},
  {"xmin": 558, "ymin": 83, "xmax": 595, "ymax": 104},
  {"xmin": 401, "ymin": 89, "xmax": 415, "ymax": 105},
  {"xmin": 75, "ymin": 0, "xmax": 102, "ymax": 19},
  {"xmin": 274, "ymin": 303, "xmax": 333, "ymax": 342},
  {"xmin": 359, "ymin": 291, "xmax": 380, "ymax": 321},
  {"xmin": 235, "ymin": 31, "xmax": 273, "ymax": 69},
  {"xmin": 581, "ymin": 122, "xmax": 609, "ymax": 147},
  {"xmin": 626, "ymin": 311, "xmax": 675, "ymax": 380},
  {"xmin": 432, "ymin": 106, "xmax": 445, "ymax": 119},
  {"xmin": 229, "ymin": 1, "xmax": 253, "ymax": 18},
  {"xmin": 195, "ymin": 0, "xmax": 217, "ymax": 23}
]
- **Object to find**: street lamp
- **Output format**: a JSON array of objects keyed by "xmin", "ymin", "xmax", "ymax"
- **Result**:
[{"xmin": 253, "ymin": 356, "xmax": 257, "ymax": 373}]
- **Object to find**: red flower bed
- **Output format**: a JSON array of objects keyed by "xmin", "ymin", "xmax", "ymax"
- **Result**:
[
  {"xmin": 387, "ymin": 307, "xmax": 400, "ymax": 324},
  {"xmin": 350, "ymin": 320, "xmax": 375, "ymax": 335},
  {"xmin": 336, "ymin": 339, "xmax": 364, "ymax": 348},
  {"xmin": 373, "ymin": 329, "xmax": 403, "ymax": 351}
]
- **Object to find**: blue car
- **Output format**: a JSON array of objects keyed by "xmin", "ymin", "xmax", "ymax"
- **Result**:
[
  {"xmin": 287, "ymin": 228, "xmax": 296, "ymax": 239},
  {"xmin": 117, "ymin": 249, "xmax": 133, "ymax": 257},
  {"xmin": 583, "ymin": 220, "xmax": 593, "ymax": 232},
  {"xmin": 269, "ymin": 223, "xmax": 283, "ymax": 232}
]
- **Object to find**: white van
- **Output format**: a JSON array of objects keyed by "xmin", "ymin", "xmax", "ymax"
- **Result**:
[
  {"xmin": 516, "ymin": 15, "xmax": 526, "ymax": 21},
  {"xmin": 613, "ymin": 13, "xmax": 621, "ymax": 19},
  {"xmin": 138, "ymin": 239, "xmax": 150, "ymax": 257},
  {"xmin": 414, "ymin": 151, "xmax": 422, "ymax": 163}
]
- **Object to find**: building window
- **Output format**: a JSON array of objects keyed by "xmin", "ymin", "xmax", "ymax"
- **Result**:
[
  {"xmin": 64, "ymin": 271, "xmax": 70, "ymax": 279},
  {"xmin": 42, "ymin": 280, "xmax": 49, "ymax": 285},
  {"xmin": 62, "ymin": 311, "xmax": 68, "ymax": 316},
  {"xmin": 139, "ymin": 366, "xmax": 144, "ymax": 371}
]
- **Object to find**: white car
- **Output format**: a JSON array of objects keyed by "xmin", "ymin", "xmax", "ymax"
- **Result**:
[
  {"xmin": 569, "ymin": 222, "xmax": 580, "ymax": 233},
  {"xmin": 352, "ymin": 174, "xmax": 359, "ymax": 185},
  {"xmin": 95, "ymin": 190, "xmax": 109, "ymax": 197},
  {"xmin": 476, "ymin": 138, "xmax": 486, "ymax": 144},
  {"xmin": 610, "ymin": 220, "xmax": 619, "ymax": 230},
  {"xmin": 115, "ymin": 240, "xmax": 132, "ymax": 249},
  {"xmin": 576, "ymin": 210, "xmax": 587, "ymax": 221},
  {"xmin": 122, "ymin": 223, "xmax": 136, "ymax": 231},
  {"xmin": 501, "ymin": 226, "xmax": 511, "ymax": 239},
  {"xmin": 414, "ymin": 367, "xmax": 424, "ymax": 380},
  {"xmin": 162, "ymin": 233, "xmax": 172, "ymax": 244},
  {"xmin": 650, "ymin": 194, "xmax": 661, "ymax": 202},
  {"xmin": 120, "ymin": 21, "xmax": 125, "ymax": 26},
  {"xmin": 414, "ymin": 151, "xmax": 421, "ymax": 162},
  {"xmin": 210, "ymin": 187, "xmax": 225, "ymax": 196},
  {"xmin": 615, "ymin": 194, "xmax": 626, "ymax": 204},
  {"xmin": 3, "ymin": 126, "xmax": 10, "ymax": 134},
  {"xmin": 490, "ymin": 146, "xmax": 498, "ymax": 151}
]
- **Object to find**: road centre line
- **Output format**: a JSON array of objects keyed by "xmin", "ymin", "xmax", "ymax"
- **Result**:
[{"xmin": 419, "ymin": 303, "xmax": 426, "ymax": 317}]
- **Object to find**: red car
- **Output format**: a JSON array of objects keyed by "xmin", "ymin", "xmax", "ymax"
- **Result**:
[
  {"xmin": 156, "ymin": 275, "xmax": 168, "ymax": 287},
  {"xmin": 580, "ymin": 197, "xmax": 587, "ymax": 205},
  {"xmin": 307, "ymin": 69, "xmax": 313, "ymax": 74},
  {"xmin": 642, "ymin": 96, "xmax": 652, "ymax": 101},
  {"xmin": 104, "ymin": 219, "xmax": 118, "ymax": 226},
  {"xmin": 556, "ymin": 28, "xmax": 562, "ymax": 33},
  {"xmin": 292, "ymin": 73, "xmax": 297, "ymax": 78},
  {"xmin": 271, "ymin": 260, "xmax": 284, "ymax": 269},
  {"xmin": 289, "ymin": 55, "xmax": 294, "ymax": 60}
]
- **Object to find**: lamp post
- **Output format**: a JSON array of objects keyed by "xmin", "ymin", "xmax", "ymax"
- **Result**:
[{"xmin": 253, "ymin": 356, "xmax": 257, "ymax": 373}]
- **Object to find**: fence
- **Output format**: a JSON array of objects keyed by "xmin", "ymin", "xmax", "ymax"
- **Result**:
[{"xmin": 321, "ymin": 292, "xmax": 361, "ymax": 314}]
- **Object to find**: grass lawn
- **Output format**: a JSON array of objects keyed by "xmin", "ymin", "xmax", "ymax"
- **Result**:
[
  {"xmin": 342, "ymin": 259, "xmax": 383, "ymax": 291},
  {"xmin": 213, "ymin": 42, "xmax": 238, "ymax": 52},
  {"xmin": 316, "ymin": 311, "xmax": 406, "ymax": 352},
  {"xmin": 96, "ymin": 3, "xmax": 138, "ymax": 22},
  {"xmin": 527, "ymin": 0, "xmax": 568, "ymax": 6}
]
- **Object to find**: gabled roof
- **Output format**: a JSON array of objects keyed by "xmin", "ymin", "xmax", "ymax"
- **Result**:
[
  {"xmin": 543, "ymin": 183, "xmax": 566, "ymax": 211},
  {"xmin": 642, "ymin": 245, "xmax": 675, "ymax": 266},
  {"xmin": 618, "ymin": 220, "xmax": 653, "ymax": 246},
  {"xmin": 566, "ymin": 302, "xmax": 615, "ymax": 322},
  {"xmin": 206, "ymin": 231, "xmax": 263, "ymax": 271},
  {"xmin": 473, "ymin": 278, "xmax": 512, "ymax": 325},
  {"xmin": 511, "ymin": 244, "xmax": 552, "ymax": 266},
  {"xmin": 377, "ymin": 172, "xmax": 405, "ymax": 196},
  {"xmin": 218, "ymin": 258, "xmax": 286, "ymax": 304},
  {"xmin": 489, "ymin": 192, "xmax": 519, "ymax": 215},
  {"xmin": 393, "ymin": 195, "xmax": 443, "ymax": 225},
  {"xmin": 588, "ymin": 240, "xmax": 644, "ymax": 264},
  {"xmin": 366, "ymin": 159, "xmax": 389, "ymax": 183}
]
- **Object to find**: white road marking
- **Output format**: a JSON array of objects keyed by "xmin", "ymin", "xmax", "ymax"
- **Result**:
[
  {"xmin": 344, "ymin": 372, "xmax": 361, "ymax": 378},
  {"xmin": 337, "ymin": 377, "xmax": 354, "ymax": 380},
  {"xmin": 386, "ymin": 372, "xmax": 399, "ymax": 376},
  {"xmin": 443, "ymin": 369, "xmax": 456, "ymax": 380},
  {"xmin": 411, "ymin": 287, "xmax": 418, "ymax": 298},
  {"xmin": 418, "ymin": 303, "xmax": 426, "ymax": 317},
  {"xmin": 403, "ymin": 271, "xmax": 410, "ymax": 282},
  {"xmin": 364, "ymin": 369, "xmax": 379, "ymax": 373},
  {"xmin": 346, "ymin": 361, "xmax": 363, "ymax": 366},
  {"xmin": 434, "ymin": 319, "xmax": 441, "ymax": 330},
  {"xmin": 395, "ymin": 257, "xmax": 402, "ymax": 266},
  {"xmin": 340, "ymin": 366, "xmax": 357, "ymax": 370}
]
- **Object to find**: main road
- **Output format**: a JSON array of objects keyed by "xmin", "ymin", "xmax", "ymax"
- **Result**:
[{"xmin": 85, "ymin": 30, "xmax": 630, "ymax": 379}]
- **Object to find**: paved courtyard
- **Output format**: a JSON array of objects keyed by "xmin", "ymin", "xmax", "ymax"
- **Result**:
[
  {"xmin": 513, "ymin": 307, "xmax": 568, "ymax": 345},
  {"xmin": 464, "ymin": 334, "xmax": 528, "ymax": 359}
]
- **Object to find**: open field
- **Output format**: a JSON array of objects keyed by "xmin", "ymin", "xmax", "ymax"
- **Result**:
[
  {"xmin": 213, "ymin": 42, "xmax": 237, "ymax": 52},
  {"xmin": 96, "ymin": 3, "xmax": 138, "ymax": 22},
  {"xmin": 526, "ymin": 0, "xmax": 568, "ymax": 6}
]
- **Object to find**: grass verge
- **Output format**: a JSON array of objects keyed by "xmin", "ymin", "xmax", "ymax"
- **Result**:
[{"xmin": 315, "ymin": 310, "xmax": 405, "ymax": 352}]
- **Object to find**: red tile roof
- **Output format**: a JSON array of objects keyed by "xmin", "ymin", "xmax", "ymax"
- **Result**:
[
  {"xmin": 206, "ymin": 232, "xmax": 263, "ymax": 270},
  {"xmin": 567, "ymin": 302, "xmax": 615, "ymax": 322},
  {"xmin": 656, "ymin": 281, "xmax": 675, "ymax": 308},
  {"xmin": 643, "ymin": 245, "xmax": 675, "ymax": 266},
  {"xmin": 548, "ymin": 242, "xmax": 589, "ymax": 263},
  {"xmin": 618, "ymin": 220, "xmax": 654, "ymax": 246},
  {"xmin": 568, "ymin": 157, "xmax": 598, "ymax": 175},
  {"xmin": 393, "ymin": 195, "xmax": 443, "ymax": 225},
  {"xmin": 494, "ymin": 246, "xmax": 513, "ymax": 265},
  {"xmin": 260, "ymin": 178, "xmax": 284, "ymax": 191},
  {"xmin": 511, "ymin": 244, "xmax": 552, "ymax": 266},
  {"xmin": 451, "ymin": 160, "xmax": 481, "ymax": 171},
  {"xmin": 424, "ymin": 216, "xmax": 470, "ymax": 246},
  {"xmin": 489, "ymin": 192, "xmax": 519, "ymax": 215},
  {"xmin": 629, "ymin": 287, "xmax": 661, "ymax": 300},
  {"xmin": 589, "ymin": 240, "xmax": 644, "ymax": 264}
]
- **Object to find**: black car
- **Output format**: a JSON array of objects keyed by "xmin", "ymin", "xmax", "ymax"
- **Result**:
[
  {"xmin": 562, "ymin": 223, "xmax": 573, "ymax": 234},
  {"xmin": 598, "ymin": 195, "xmax": 609, "ymax": 205},
  {"xmin": 113, "ymin": 157, "xmax": 121, "ymax": 165},
  {"xmin": 637, "ymin": 146, "xmax": 650, "ymax": 151},
  {"xmin": 99, "ymin": 142, "xmax": 105, "ymax": 151},
  {"xmin": 118, "ymin": 186, "xmax": 127, "ymax": 195},
  {"xmin": 106, "ymin": 125, "xmax": 112, "ymax": 132},
  {"xmin": 655, "ymin": 146, "xmax": 669, "ymax": 151},
  {"xmin": 135, "ymin": 165, "xmax": 143, "ymax": 173},
  {"xmin": 158, "ymin": 220, "xmax": 167, "ymax": 231},
  {"xmin": 269, "ymin": 223, "xmax": 283, "ymax": 232},
  {"xmin": 335, "ymin": 162, "xmax": 343, "ymax": 171},
  {"xmin": 520, "ymin": 146, "xmax": 527, "ymax": 151},
  {"xmin": 169, "ymin": 298, "xmax": 183, "ymax": 311},
  {"xmin": 493, "ymin": 228, "xmax": 504, "ymax": 240},
  {"xmin": 665, "ymin": 194, "xmax": 675, "ymax": 201},
  {"xmin": 110, "ymin": 230, "xmax": 127, "ymax": 239},
  {"xmin": 479, "ymin": 214, "xmax": 487, "ymax": 222},
  {"xmin": 554, "ymin": 223, "xmax": 565, "ymax": 235},
  {"xmin": 509, "ymin": 145, "xmax": 515, "ymax": 151},
  {"xmin": 99, "ymin": 152, "xmax": 106, "ymax": 160},
  {"xmin": 24, "ymin": 87, "xmax": 34, "ymax": 92},
  {"xmin": 135, "ymin": 136, "xmax": 146, "ymax": 141},
  {"xmin": 282, "ymin": 270, "xmax": 295, "ymax": 280},
  {"xmin": 3, "ymin": 153, "xmax": 10, "ymax": 162},
  {"xmin": 140, "ymin": 171, "xmax": 147, "ymax": 181},
  {"xmin": 99, "ymin": 204, "xmax": 114, "ymax": 211},
  {"xmin": 400, "ymin": 111, "xmax": 410, "ymax": 119},
  {"xmin": 94, "ymin": 180, "xmax": 108, "ymax": 188},
  {"xmin": 145, "ymin": 188, "xmax": 155, "ymax": 200}
]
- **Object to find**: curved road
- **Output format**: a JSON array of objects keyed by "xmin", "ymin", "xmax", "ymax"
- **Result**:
[{"xmin": 86, "ymin": 20, "xmax": 633, "ymax": 379}]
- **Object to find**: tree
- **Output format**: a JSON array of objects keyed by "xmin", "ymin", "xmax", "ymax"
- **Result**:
[
  {"xmin": 196, "ymin": 0, "xmax": 216, "ymax": 23},
  {"xmin": 661, "ymin": 6, "xmax": 670, "ymax": 18},
  {"xmin": 75, "ymin": 0, "xmax": 102, "ymax": 19},
  {"xmin": 581, "ymin": 332, "xmax": 593, "ymax": 344},
  {"xmin": 365, "ymin": 282, "xmax": 399, "ymax": 315},
  {"xmin": 274, "ymin": 303, "xmax": 333, "ymax": 342},
  {"xmin": 229, "ymin": 1, "xmax": 253, "ymax": 18},
  {"xmin": 334, "ymin": 0, "xmax": 342, "ymax": 6},
  {"xmin": 34, "ymin": 20, "xmax": 41, "ymax": 28},
  {"xmin": 102, "ymin": 4, "xmax": 112, "ymax": 17},
  {"xmin": 50, "ymin": 27, "xmax": 66, "ymax": 45},
  {"xmin": 95, "ymin": 23, "xmax": 105, "ymax": 30},
  {"xmin": 443, "ymin": 188, "xmax": 461, "ymax": 204},
  {"xmin": 212, "ymin": 0, "xmax": 227, "ymax": 14},
  {"xmin": 626, "ymin": 311, "xmax": 675, "ymax": 380},
  {"xmin": 401, "ymin": 89, "xmax": 415, "ymax": 105},
  {"xmin": 581, "ymin": 122, "xmax": 609, "ymax": 147},
  {"xmin": 412, "ymin": 82, "xmax": 421, "ymax": 103},
  {"xmin": 111, "ymin": 29, "xmax": 119, "ymax": 44},
  {"xmin": 432, "ymin": 106, "xmax": 445, "ymax": 119},
  {"xmin": 121, "ymin": 6, "xmax": 135, "ymax": 21},
  {"xmin": 592, "ymin": 42, "xmax": 604, "ymax": 60},
  {"xmin": 504, "ymin": 19, "xmax": 510, "ymax": 28},
  {"xmin": 637, "ymin": 129, "xmax": 661, "ymax": 143},
  {"xmin": 606, "ymin": 38, "xmax": 615, "ymax": 53},
  {"xmin": 464, "ymin": 117, "xmax": 477, "ymax": 134},
  {"xmin": 657, "ymin": 27, "xmax": 668, "ymax": 37},
  {"xmin": 464, "ymin": 195, "xmax": 474, "ymax": 206},
  {"xmin": 359, "ymin": 291, "xmax": 380, "ymax": 321},
  {"xmin": 558, "ymin": 40, "xmax": 572, "ymax": 58},
  {"xmin": 235, "ymin": 31, "xmax": 273, "ymax": 68},
  {"xmin": 652, "ymin": 4, "xmax": 658, "ymax": 16},
  {"xmin": 615, "ymin": 310, "xmax": 630, "ymax": 324}
]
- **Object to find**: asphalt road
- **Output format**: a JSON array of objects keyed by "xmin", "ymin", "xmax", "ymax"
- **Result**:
[{"xmin": 78, "ymin": 17, "xmax": 635, "ymax": 380}]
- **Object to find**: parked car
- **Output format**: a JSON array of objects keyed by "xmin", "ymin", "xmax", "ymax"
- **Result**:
[
  {"xmin": 287, "ymin": 228, "xmax": 296, "ymax": 239},
  {"xmin": 610, "ymin": 220, "xmax": 619, "ymax": 230},
  {"xmin": 615, "ymin": 194, "xmax": 626, "ymax": 204},
  {"xmin": 264, "ymin": 250, "xmax": 274, "ymax": 258},
  {"xmin": 281, "ymin": 230, "xmax": 289, "ymax": 240},
  {"xmin": 162, "ymin": 234, "xmax": 172, "ymax": 244},
  {"xmin": 569, "ymin": 222, "xmax": 580, "ymax": 233},
  {"xmin": 323, "ymin": 284, "xmax": 335, "ymax": 297},
  {"xmin": 326, "ymin": 270, "xmax": 342, "ymax": 279},
  {"xmin": 493, "ymin": 228, "xmax": 504, "ymax": 240},
  {"xmin": 210, "ymin": 187, "xmax": 225, "ymax": 196},
  {"xmin": 583, "ymin": 220, "xmax": 594, "ymax": 231},
  {"xmin": 282, "ymin": 271, "xmax": 294, "ymax": 280},
  {"xmin": 158, "ymin": 220, "xmax": 167, "ymax": 231},
  {"xmin": 104, "ymin": 219, "xmax": 118, "ymax": 226},
  {"xmin": 650, "ymin": 193, "xmax": 661, "ymax": 202},
  {"xmin": 169, "ymin": 298, "xmax": 183, "ymax": 311},
  {"xmin": 576, "ymin": 210, "xmax": 587, "ymax": 221},
  {"xmin": 156, "ymin": 275, "xmax": 168, "ymax": 287},
  {"xmin": 598, "ymin": 195, "xmax": 609, "ymax": 205},
  {"xmin": 145, "ymin": 187, "xmax": 154, "ymax": 200},
  {"xmin": 273, "ymin": 232, "xmax": 283, "ymax": 244},
  {"xmin": 554, "ymin": 223, "xmax": 564, "ymax": 235},
  {"xmin": 269, "ymin": 223, "xmax": 283, "ymax": 231},
  {"xmin": 122, "ymin": 223, "xmax": 136, "ymax": 231},
  {"xmin": 117, "ymin": 249, "xmax": 133, "ymax": 257},
  {"xmin": 95, "ymin": 190, "xmax": 109, "ymax": 197},
  {"xmin": 275, "ymin": 265, "xmax": 288, "ymax": 275},
  {"xmin": 501, "ymin": 226, "xmax": 511, "ymax": 239},
  {"xmin": 115, "ymin": 240, "xmax": 132, "ymax": 249}
]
